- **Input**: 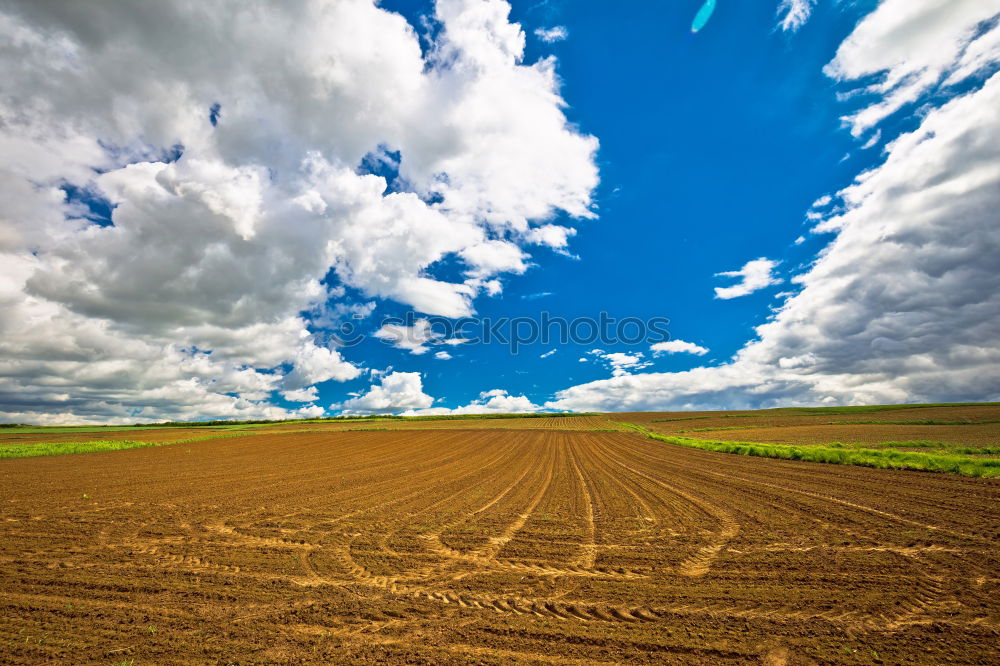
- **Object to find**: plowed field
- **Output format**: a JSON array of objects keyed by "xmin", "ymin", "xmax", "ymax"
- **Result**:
[
  {"xmin": 623, "ymin": 404, "xmax": 1000, "ymax": 450},
  {"xmin": 0, "ymin": 427, "xmax": 239, "ymax": 446},
  {"xmin": 2, "ymin": 426, "xmax": 999, "ymax": 664}
]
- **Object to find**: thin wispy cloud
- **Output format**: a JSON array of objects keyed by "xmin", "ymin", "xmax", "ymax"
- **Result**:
[
  {"xmin": 535, "ymin": 26, "xmax": 568, "ymax": 43},
  {"xmin": 777, "ymin": 0, "xmax": 815, "ymax": 32}
]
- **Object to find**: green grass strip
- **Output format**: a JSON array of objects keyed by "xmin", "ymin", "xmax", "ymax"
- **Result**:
[
  {"xmin": 679, "ymin": 421, "xmax": 1000, "ymax": 433},
  {"xmin": 646, "ymin": 402, "xmax": 1000, "ymax": 422},
  {"xmin": 766, "ymin": 402, "xmax": 1000, "ymax": 415},
  {"xmin": 869, "ymin": 441, "xmax": 945, "ymax": 448},
  {"xmin": 0, "ymin": 411, "xmax": 598, "ymax": 433},
  {"xmin": 0, "ymin": 432, "xmax": 256, "ymax": 459},
  {"xmin": 614, "ymin": 422, "xmax": 1000, "ymax": 478},
  {"xmin": 678, "ymin": 425, "xmax": 765, "ymax": 433},
  {"xmin": 950, "ymin": 446, "xmax": 1000, "ymax": 455},
  {"xmin": 828, "ymin": 419, "xmax": 1000, "ymax": 426},
  {"xmin": 0, "ymin": 425, "xmax": 239, "ymax": 435},
  {"xmin": 0, "ymin": 440, "xmax": 168, "ymax": 458}
]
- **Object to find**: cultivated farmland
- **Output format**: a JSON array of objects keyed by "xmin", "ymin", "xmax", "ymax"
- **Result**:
[{"xmin": 1, "ymin": 413, "xmax": 999, "ymax": 663}]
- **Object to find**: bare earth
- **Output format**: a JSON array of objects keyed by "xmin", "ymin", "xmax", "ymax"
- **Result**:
[
  {"xmin": 2, "ymin": 421, "xmax": 999, "ymax": 664},
  {"xmin": 623, "ymin": 404, "xmax": 1000, "ymax": 448}
]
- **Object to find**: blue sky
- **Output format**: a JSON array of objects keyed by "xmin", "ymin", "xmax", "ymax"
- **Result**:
[
  {"xmin": 299, "ymin": 0, "xmax": 883, "ymax": 412},
  {"xmin": 1, "ymin": 0, "xmax": 998, "ymax": 423}
]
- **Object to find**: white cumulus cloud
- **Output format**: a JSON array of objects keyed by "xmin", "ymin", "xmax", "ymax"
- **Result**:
[
  {"xmin": 0, "ymin": 0, "xmax": 598, "ymax": 423},
  {"xmin": 334, "ymin": 371, "xmax": 434, "ymax": 415},
  {"xmin": 282, "ymin": 387, "xmax": 320, "ymax": 403},
  {"xmin": 825, "ymin": 0, "xmax": 1000, "ymax": 136},
  {"xmin": 651, "ymin": 340, "xmax": 709, "ymax": 356},
  {"xmin": 405, "ymin": 388, "xmax": 541, "ymax": 415},
  {"xmin": 714, "ymin": 258, "xmax": 783, "ymax": 300}
]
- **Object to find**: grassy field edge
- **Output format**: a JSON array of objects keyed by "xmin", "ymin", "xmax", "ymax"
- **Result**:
[
  {"xmin": 613, "ymin": 421, "xmax": 1000, "ymax": 478},
  {"xmin": 0, "ymin": 411, "xmax": 600, "ymax": 434},
  {"xmin": 0, "ymin": 432, "xmax": 257, "ymax": 459}
]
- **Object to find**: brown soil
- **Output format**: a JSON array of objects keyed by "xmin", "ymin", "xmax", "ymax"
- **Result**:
[
  {"xmin": 622, "ymin": 404, "xmax": 1000, "ymax": 448},
  {"xmin": 0, "ymin": 416, "xmax": 623, "ymax": 448},
  {"xmin": 2, "ymin": 427, "xmax": 998, "ymax": 664},
  {"xmin": 0, "ymin": 427, "xmax": 238, "ymax": 446},
  {"xmin": 679, "ymin": 423, "xmax": 1000, "ymax": 447},
  {"xmin": 379, "ymin": 415, "xmax": 629, "ymax": 431},
  {"xmin": 262, "ymin": 415, "xmax": 627, "ymax": 433},
  {"xmin": 621, "ymin": 403, "xmax": 1000, "ymax": 425}
]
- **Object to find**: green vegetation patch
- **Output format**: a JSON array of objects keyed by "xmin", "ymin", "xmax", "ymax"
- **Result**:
[
  {"xmin": 829, "ymin": 419, "xmax": 1000, "ymax": 426},
  {"xmin": 0, "ymin": 424, "xmax": 240, "ymax": 435},
  {"xmin": 615, "ymin": 422, "xmax": 1000, "ymax": 478},
  {"xmin": 677, "ymin": 425, "xmax": 765, "ymax": 433},
  {"xmin": 368, "ymin": 411, "xmax": 597, "ymax": 422},
  {"xmin": 645, "ymin": 402, "xmax": 1000, "ymax": 423},
  {"xmin": 0, "ymin": 439, "xmax": 165, "ymax": 458},
  {"xmin": 0, "ymin": 411, "xmax": 596, "ymax": 433},
  {"xmin": 767, "ymin": 402, "xmax": 1000, "ymax": 415},
  {"xmin": 0, "ymin": 432, "xmax": 253, "ymax": 459},
  {"xmin": 680, "ymin": 422, "xmax": 1000, "ymax": 433},
  {"xmin": 872, "ymin": 441, "xmax": 945, "ymax": 448}
]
